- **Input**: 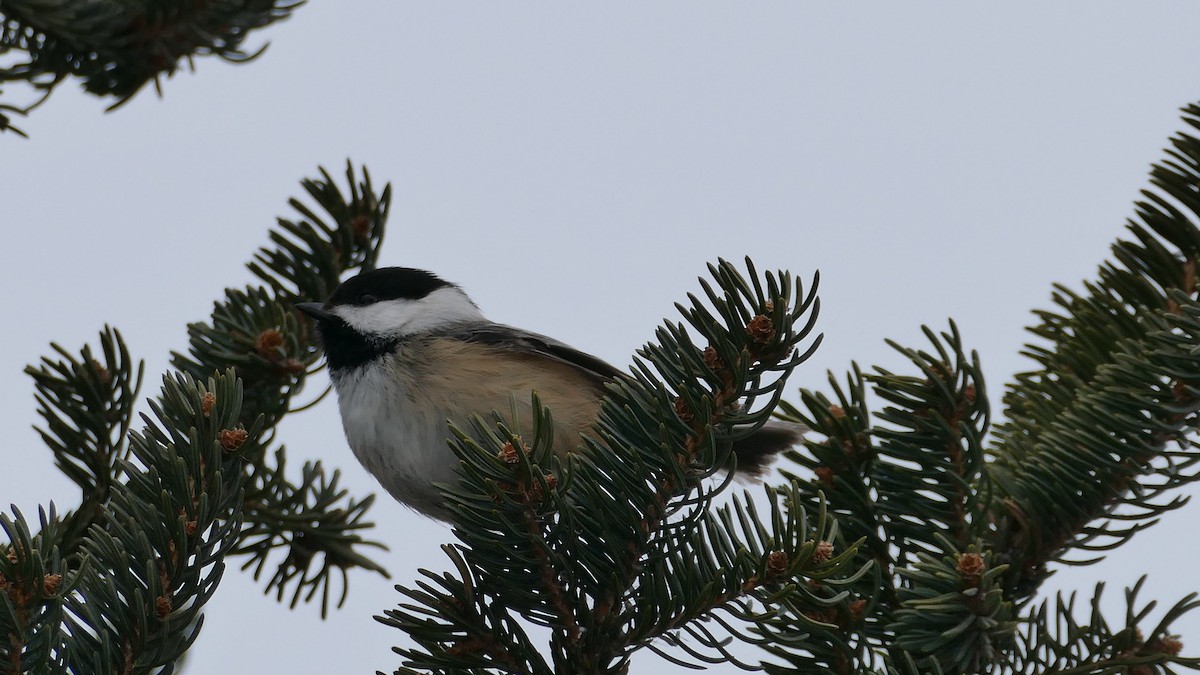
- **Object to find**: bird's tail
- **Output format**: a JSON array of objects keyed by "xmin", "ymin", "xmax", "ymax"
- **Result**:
[{"xmin": 730, "ymin": 418, "xmax": 808, "ymax": 476}]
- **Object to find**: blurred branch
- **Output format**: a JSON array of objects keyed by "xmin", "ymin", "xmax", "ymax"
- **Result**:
[{"xmin": 0, "ymin": 0, "xmax": 300, "ymax": 135}]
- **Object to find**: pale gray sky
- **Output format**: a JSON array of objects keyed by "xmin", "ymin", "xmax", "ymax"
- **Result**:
[{"xmin": 5, "ymin": 3, "xmax": 1200, "ymax": 673}]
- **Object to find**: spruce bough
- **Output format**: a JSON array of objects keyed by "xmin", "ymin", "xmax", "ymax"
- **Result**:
[{"xmin": 8, "ymin": 102, "xmax": 1200, "ymax": 672}]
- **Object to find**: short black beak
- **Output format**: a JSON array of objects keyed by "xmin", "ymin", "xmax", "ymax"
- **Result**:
[{"xmin": 296, "ymin": 302, "xmax": 335, "ymax": 322}]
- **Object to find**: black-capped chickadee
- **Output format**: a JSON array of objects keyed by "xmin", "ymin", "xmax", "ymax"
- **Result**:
[{"xmin": 297, "ymin": 267, "xmax": 804, "ymax": 521}]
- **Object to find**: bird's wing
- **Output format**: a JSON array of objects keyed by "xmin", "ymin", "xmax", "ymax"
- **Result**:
[{"xmin": 451, "ymin": 324, "xmax": 624, "ymax": 386}]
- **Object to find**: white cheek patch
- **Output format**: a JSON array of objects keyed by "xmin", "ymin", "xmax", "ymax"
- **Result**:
[
  {"xmin": 333, "ymin": 287, "xmax": 484, "ymax": 338},
  {"xmin": 335, "ymin": 299, "xmax": 421, "ymax": 336}
]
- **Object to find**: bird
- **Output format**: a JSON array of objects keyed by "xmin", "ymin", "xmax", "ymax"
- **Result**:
[{"xmin": 296, "ymin": 266, "xmax": 805, "ymax": 521}]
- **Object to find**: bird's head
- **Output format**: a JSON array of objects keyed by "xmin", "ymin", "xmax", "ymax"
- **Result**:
[{"xmin": 296, "ymin": 267, "xmax": 483, "ymax": 370}]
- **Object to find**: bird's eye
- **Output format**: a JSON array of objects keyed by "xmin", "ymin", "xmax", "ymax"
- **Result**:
[{"xmin": 358, "ymin": 293, "xmax": 378, "ymax": 305}]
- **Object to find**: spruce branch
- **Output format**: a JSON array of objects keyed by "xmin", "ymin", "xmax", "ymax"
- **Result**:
[
  {"xmin": 24, "ymin": 326, "xmax": 144, "ymax": 559},
  {"xmin": 3, "ymin": 369, "xmax": 258, "ymax": 673},
  {"xmin": 774, "ymin": 310, "xmax": 1200, "ymax": 672},
  {"xmin": 779, "ymin": 367, "xmax": 898, "ymax": 636},
  {"xmin": 988, "ymin": 103, "xmax": 1200, "ymax": 599},
  {"xmin": 56, "ymin": 370, "xmax": 260, "ymax": 674},
  {"xmin": 773, "ymin": 324, "xmax": 991, "ymax": 671},
  {"xmin": 767, "ymin": 102, "xmax": 1200, "ymax": 673},
  {"xmin": 868, "ymin": 323, "xmax": 990, "ymax": 564},
  {"xmin": 379, "ymin": 259, "xmax": 868, "ymax": 673},
  {"xmin": 171, "ymin": 161, "xmax": 392, "ymax": 614},
  {"xmin": 0, "ymin": 506, "xmax": 67, "ymax": 675},
  {"xmin": 0, "ymin": 0, "xmax": 299, "ymax": 134},
  {"xmin": 11, "ymin": 100, "xmax": 1200, "ymax": 675},
  {"xmin": 3, "ymin": 163, "xmax": 390, "ymax": 672},
  {"xmin": 233, "ymin": 446, "xmax": 382, "ymax": 616},
  {"xmin": 890, "ymin": 540, "xmax": 1015, "ymax": 673},
  {"xmin": 1010, "ymin": 578, "xmax": 1200, "ymax": 675}
]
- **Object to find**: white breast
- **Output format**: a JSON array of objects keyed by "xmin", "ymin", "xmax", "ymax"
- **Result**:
[{"xmin": 332, "ymin": 355, "xmax": 461, "ymax": 518}]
